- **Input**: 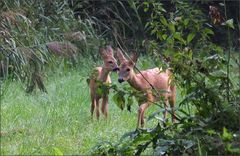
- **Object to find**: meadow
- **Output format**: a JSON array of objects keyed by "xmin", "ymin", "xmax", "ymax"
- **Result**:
[{"xmin": 1, "ymin": 58, "xmax": 181, "ymax": 155}]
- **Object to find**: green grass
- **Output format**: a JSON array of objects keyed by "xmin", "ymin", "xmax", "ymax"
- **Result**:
[{"xmin": 1, "ymin": 58, "xmax": 183, "ymax": 155}]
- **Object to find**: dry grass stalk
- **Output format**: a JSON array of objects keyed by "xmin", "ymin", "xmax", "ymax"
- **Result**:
[
  {"xmin": 46, "ymin": 41, "xmax": 78, "ymax": 58},
  {"xmin": 63, "ymin": 31, "xmax": 86, "ymax": 41},
  {"xmin": 1, "ymin": 9, "xmax": 27, "ymax": 27}
]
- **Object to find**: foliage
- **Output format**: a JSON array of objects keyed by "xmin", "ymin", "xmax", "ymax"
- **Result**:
[
  {"xmin": 91, "ymin": 1, "xmax": 240, "ymax": 155},
  {"xmin": 92, "ymin": 115, "xmax": 240, "ymax": 155}
]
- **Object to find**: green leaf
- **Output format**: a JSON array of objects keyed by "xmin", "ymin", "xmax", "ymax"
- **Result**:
[
  {"xmin": 113, "ymin": 91, "xmax": 125, "ymax": 110},
  {"xmin": 174, "ymin": 32, "xmax": 181, "ymax": 40},
  {"xmin": 53, "ymin": 147, "xmax": 63, "ymax": 156},
  {"xmin": 187, "ymin": 32, "xmax": 196, "ymax": 43},
  {"xmin": 156, "ymin": 31, "xmax": 163, "ymax": 40},
  {"xmin": 160, "ymin": 16, "xmax": 167, "ymax": 26},
  {"xmin": 96, "ymin": 81, "xmax": 110, "ymax": 96},
  {"xmin": 207, "ymin": 129, "xmax": 218, "ymax": 136},
  {"xmin": 197, "ymin": 139, "xmax": 207, "ymax": 156},
  {"xmin": 143, "ymin": 2, "xmax": 149, "ymax": 12},
  {"xmin": 184, "ymin": 19, "xmax": 189, "ymax": 27},
  {"xmin": 221, "ymin": 19, "xmax": 235, "ymax": 29},
  {"xmin": 226, "ymin": 144, "xmax": 240, "ymax": 154},
  {"xmin": 222, "ymin": 127, "xmax": 233, "ymax": 141},
  {"xmin": 127, "ymin": 96, "xmax": 134, "ymax": 112},
  {"xmin": 96, "ymin": 87, "xmax": 103, "ymax": 96},
  {"xmin": 162, "ymin": 34, "xmax": 167, "ymax": 40},
  {"xmin": 166, "ymin": 36, "xmax": 174, "ymax": 45},
  {"xmin": 168, "ymin": 23, "xmax": 175, "ymax": 33},
  {"xmin": 203, "ymin": 28, "xmax": 214, "ymax": 35},
  {"xmin": 174, "ymin": 32, "xmax": 186, "ymax": 45},
  {"xmin": 219, "ymin": 3, "xmax": 225, "ymax": 6}
]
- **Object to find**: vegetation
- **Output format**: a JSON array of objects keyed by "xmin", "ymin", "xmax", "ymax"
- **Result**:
[{"xmin": 1, "ymin": 0, "xmax": 239, "ymax": 155}]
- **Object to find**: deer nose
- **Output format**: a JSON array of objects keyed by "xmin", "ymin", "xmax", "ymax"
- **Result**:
[
  {"xmin": 118, "ymin": 78, "xmax": 124, "ymax": 83},
  {"xmin": 113, "ymin": 67, "xmax": 119, "ymax": 72}
]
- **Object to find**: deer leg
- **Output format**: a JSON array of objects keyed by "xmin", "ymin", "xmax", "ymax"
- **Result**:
[
  {"xmin": 169, "ymin": 85, "xmax": 176, "ymax": 123},
  {"xmin": 96, "ymin": 98, "xmax": 100, "ymax": 120},
  {"xmin": 91, "ymin": 97, "xmax": 96, "ymax": 118},
  {"xmin": 102, "ymin": 95, "xmax": 108, "ymax": 118},
  {"xmin": 163, "ymin": 97, "xmax": 169, "ymax": 122},
  {"xmin": 169, "ymin": 95, "xmax": 176, "ymax": 123},
  {"xmin": 137, "ymin": 103, "xmax": 150, "ymax": 128}
]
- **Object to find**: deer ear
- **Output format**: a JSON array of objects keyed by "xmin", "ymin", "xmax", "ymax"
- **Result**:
[
  {"xmin": 129, "ymin": 52, "xmax": 138, "ymax": 65},
  {"xmin": 99, "ymin": 47, "xmax": 108, "ymax": 59},
  {"xmin": 116, "ymin": 48, "xmax": 126, "ymax": 63},
  {"xmin": 106, "ymin": 45, "xmax": 113, "ymax": 56}
]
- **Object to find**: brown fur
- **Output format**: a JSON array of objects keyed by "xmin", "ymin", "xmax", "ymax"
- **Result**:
[
  {"xmin": 116, "ymin": 49, "xmax": 176, "ymax": 128},
  {"xmin": 89, "ymin": 46, "xmax": 118, "ymax": 119}
]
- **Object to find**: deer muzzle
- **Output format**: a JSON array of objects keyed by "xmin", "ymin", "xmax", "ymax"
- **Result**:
[
  {"xmin": 118, "ymin": 78, "xmax": 124, "ymax": 83},
  {"xmin": 113, "ymin": 67, "xmax": 119, "ymax": 72}
]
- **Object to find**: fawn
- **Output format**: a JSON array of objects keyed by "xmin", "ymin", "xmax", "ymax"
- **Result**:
[
  {"xmin": 116, "ymin": 48, "xmax": 176, "ymax": 128},
  {"xmin": 89, "ymin": 46, "xmax": 118, "ymax": 119}
]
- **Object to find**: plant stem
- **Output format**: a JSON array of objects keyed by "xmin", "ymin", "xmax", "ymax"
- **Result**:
[{"xmin": 224, "ymin": 0, "xmax": 230, "ymax": 103}]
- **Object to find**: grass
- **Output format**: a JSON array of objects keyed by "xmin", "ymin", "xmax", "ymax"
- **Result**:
[{"xmin": 0, "ymin": 57, "xmax": 186, "ymax": 155}]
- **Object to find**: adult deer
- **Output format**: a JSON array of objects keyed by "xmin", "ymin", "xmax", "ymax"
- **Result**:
[
  {"xmin": 116, "ymin": 48, "xmax": 176, "ymax": 128},
  {"xmin": 89, "ymin": 46, "xmax": 118, "ymax": 119}
]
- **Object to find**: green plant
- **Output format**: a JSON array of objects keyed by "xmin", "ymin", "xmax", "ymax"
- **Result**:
[{"xmin": 91, "ymin": 1, "xmax": 240, "ymax": 155}]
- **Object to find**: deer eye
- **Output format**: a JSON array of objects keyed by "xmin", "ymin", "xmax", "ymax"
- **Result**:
[
  {"xmin": 108, "ymin": 61, "xmax": 113, "ymax": 64},
  {"xmin": 126, "ymin": 68, "xmax": 130, "ymax": 72}
]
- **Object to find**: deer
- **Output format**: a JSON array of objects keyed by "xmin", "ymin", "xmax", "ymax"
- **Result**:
[
  {"xmin": 89, "ymin": 46, "xmax": 119, "ymax": 119},
  {"xmin": 116, "ymin": 48, "xmax": 176, "ymax": 128}
]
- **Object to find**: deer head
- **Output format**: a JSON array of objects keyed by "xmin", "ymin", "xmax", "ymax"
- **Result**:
[
  {"xmin": 116, "ymin": 48, "xmax": 138, "ymax": 83},
  {"xmin": 99, "ymin": 45, "xmax": 119, "ymax": 72}
]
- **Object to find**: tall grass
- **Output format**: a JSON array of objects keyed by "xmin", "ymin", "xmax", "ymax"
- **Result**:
[{"xmin": 0, "ymin": 0, "xmax": 102, "ymax": 93}]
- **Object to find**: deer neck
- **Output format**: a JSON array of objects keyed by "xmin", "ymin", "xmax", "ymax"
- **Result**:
[
  {"xmin": 127, "ymin": 71, "xmax": 143, "ymax": 91},
  {"xmin": 100, "ymin": 67, "xmax": 110, "ymax": 82}
]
